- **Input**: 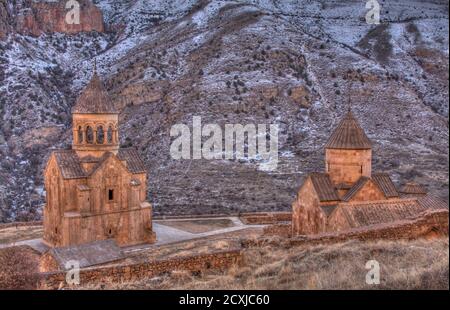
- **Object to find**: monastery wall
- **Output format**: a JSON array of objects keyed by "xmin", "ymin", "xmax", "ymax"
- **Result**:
[
  {"xmin": 0, "ymin": 221, "xmax": 43, "ymax": 229},
  {"xmin": 258, "ymin": 210, "xmax": 449, "ymax": 245},
  {"xmin": 263, "ymin": 223, "xmax": 292, "ymax": 237},
  {"xmin": 38, "ymin": 249, "xmax": 242, "ymax": 289},
  {"xmin": 239, "ymin": 212, "xmax": 291, "ymax": 225}
]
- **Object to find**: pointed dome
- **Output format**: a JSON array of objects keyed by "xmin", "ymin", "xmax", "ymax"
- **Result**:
[
  {"xmin": 72, "ymin": 69, "xmax": 118, "ymax": 114},
  {"xmin": 325, "ymin": 111, "xmax": 372, "ymax": 149}
]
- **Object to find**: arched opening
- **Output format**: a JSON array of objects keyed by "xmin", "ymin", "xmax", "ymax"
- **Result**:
[
  {"xmin": 107, "ymin": 126, "xmax": 114, "ymax": 144},
  {"xmin": 78, "ymin": 126, "xmax": 83, "ymax": 144},
  {"xmin": 86, "ymin": 126, "xmax": 94, "ymax": 144},
  {"xmin": 97, "ymin": 126, "xmax": 105, "ymax": 144}
]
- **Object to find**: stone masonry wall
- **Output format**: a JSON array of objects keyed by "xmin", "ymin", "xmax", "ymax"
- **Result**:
[
  {"xmin": 291, "ymin": 210, "xmax": 449, "ymax": 246},
  {"xmin": 326, "ymin": 149, "xmax": 372, "ymax": 185},
  {"xmin": 292, "ymin": 178, "xmax": 328, "ymax": 235},
  {"xmin": 240, "ymin": 212, "xmax": 291, "ymax": 225},
  {"xmin": 258, "ymin": 210, "xmax": 449, "ymax": 246},
  {"xmin": 38, "ymin": 249, "xmax": 242, "ymax": 289},
  {"xmin": 0, "ymin": 221, "xmax": 43, "ymax": 229},
  {"xmin": 349, "ymin": 179, "xmax": 385, "ymax": 202},
  {"xmin": 263, "ymin": 223, "xmax": 291, "ymax": 237}
]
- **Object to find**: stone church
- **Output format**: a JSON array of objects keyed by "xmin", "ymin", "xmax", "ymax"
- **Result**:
[
  {"xmin": 43, "ymin": 66, "xmax": 156, "ymax": 248},
  {"xmin": 292, "ymin": 110, "xmax": 447, "ymax": 236}
]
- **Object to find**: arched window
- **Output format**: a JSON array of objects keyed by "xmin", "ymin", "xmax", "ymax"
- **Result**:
[
  {"xmin": 78, "ymin": 126, "xmax": 83, "ymax": 144},
  {"xmin": 107, "ymin": 126, "xmax": 114, "ymax": 144},
  {"xmin": 97, "ymin": 126, "xmax": 105, "ymax": 144},
  {"xmin": 86, "ymin": 126, "xmax": 94, "ymax": 144}
]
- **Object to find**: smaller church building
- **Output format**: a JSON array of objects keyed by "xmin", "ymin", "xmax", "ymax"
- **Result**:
[
  {"xmin": 43, "ymin": 67, "xmax": 156, "ymax": 248},
  {"xmin": 292, "ymin": 110, "xmax": 447, "ymax": 236}
]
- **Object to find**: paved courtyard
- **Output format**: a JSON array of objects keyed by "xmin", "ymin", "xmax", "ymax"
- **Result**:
[
  {"xmin": 124, "ymin": 217, "xmax": 263, "ymax": 253},
  {"xmin": 0, "ymin": 217, "xmax": 264, "ymax": 254}
]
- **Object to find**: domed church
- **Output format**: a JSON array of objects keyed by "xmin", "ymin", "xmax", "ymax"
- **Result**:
[
  {"xmin": 43, "ymin": 65, "xmax": 156, "ymax": 248},
  {"xmin": 292, "ymin": 109, "xmax": 447, "ymax": 236}
]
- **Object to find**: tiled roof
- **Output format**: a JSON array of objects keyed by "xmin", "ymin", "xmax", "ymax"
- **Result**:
[
  {"xmin": 48, "ymin": 240, "xmax": 124, "ymax": 270},
  {"xmin": 342, "ymin": 176, "xmax": 370, "ymax": 202},
  {"xmin": 325, "ymin": 111, "xmax": 372, "ymax": 150},
  {"xmin": 87, "ymin": 152, "xmax": 115, "ymax": 176},
  {"xmin": 118, "ymin": 148, "xmax": 147, "ymax": 174},
  {"xmin": 336, "ymin": 199, "xmax": 427, "ymax": 229},
  {"xmin": 54, "ymin": 149, "xmax": 146, "ymax": 179},
  {"xmin": 72, "ymin": 72, "xmax": 118, "ymax": 114},
  {"xmin": 310, "ymin": 173, "xmax": 340, "ymax": 202},
  {"xmin": 53, "ymin": 150, "xmax": 86, "ymax": 179},
  {"xmin": 372, "ymin": 173, "xmax": 399, "ymax": 198},
  {"xmin": 87, "ymin": 151, "xmax": 147, "ymax": 176},
  {"xmin": 417, "ymin": 195, "xmax": 448, "ymax": 210},
  {"xmin": 341, "ymin": 174, "xmax": 399, "ymax": 202},
  {"xmin": 400, "ymin": 182, "xmax": 428, "ymax": 195},
  {"xmin": 80, "ymin": 155, "xmax": 101, "ymax": 163}
]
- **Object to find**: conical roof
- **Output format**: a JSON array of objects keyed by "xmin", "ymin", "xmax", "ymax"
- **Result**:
[
  {"xmin": 325, "ymin": 111, "xmax": 372, "ymax": 149},
  {"xmin": 72, "ymin": 68, "xmax": 118, "ymax": 114}
]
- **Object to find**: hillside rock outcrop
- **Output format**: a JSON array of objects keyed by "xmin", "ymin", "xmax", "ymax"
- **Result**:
[
  {"xmin": 1, "ymin": 0, "xmax": 104, "ymax": 38},
  {"xmin": 0, "ymin": 1, "xmax": 11, "ymax": 39}
]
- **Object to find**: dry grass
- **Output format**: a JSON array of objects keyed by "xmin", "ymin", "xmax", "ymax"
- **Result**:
[
  {"xmin": 0, "ymin": 226, "xmax": 43, "ymax": 244},
  {"xmin": 0, "ymin": 246, "xmax": 40, "ymax": 289},
  {"xmin": 81, "ymin": 238, "xmax": 449, "ymax": 290},
  {"xmin": 156, "ymin": 219, "xmax": 235, "ymax": 233}
]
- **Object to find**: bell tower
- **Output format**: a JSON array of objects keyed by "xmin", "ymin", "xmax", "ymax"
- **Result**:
[{"xmin": 72, "ymin": 63, "xmax": 120, "ymax": 158}]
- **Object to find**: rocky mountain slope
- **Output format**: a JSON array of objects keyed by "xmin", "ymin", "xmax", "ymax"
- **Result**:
[{"xmin": 0, "ymin": 0, "xmax": 448, "ymax": 222}]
